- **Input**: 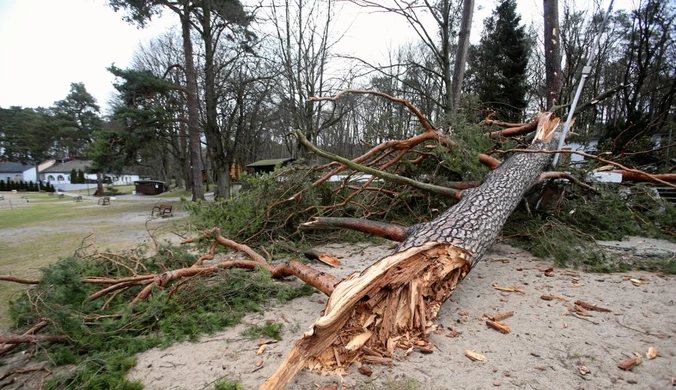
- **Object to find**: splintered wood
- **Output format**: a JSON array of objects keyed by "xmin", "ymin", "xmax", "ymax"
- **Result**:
[
  {"xmin": 484, "ymin": 311, "xmax": 513, "ymax": 334},
  {"xmin": 465, "ymin": 349, "xmax": 486, "ymax": 362},
  {"xmin": 574, "ymin": 300, "xmax": 612, "ymax": 313},
  {"xmin": 261, "ymin": 243, "xmax": 472, "ymax": 390},
  {"xmin": 492, "ymin": 284, "xmax": 525, "ymax": 294},
  {"xmin": 486, "ymin": 320, "xmax": 511, "ymax": 334}
]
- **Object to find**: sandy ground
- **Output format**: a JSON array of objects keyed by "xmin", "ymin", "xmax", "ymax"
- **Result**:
[
  {"xmin": 127, "ymin": 241, "xmax": 676, "ymax": 390},
  {"xmin": 2, "ymin": 192, "xmax": 674, "ymax": 389}
]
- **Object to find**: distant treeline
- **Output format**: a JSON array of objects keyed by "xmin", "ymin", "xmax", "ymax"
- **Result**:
[{"xmin": 0, "ymin": 180, "xmax": 55, "ymax": 192}]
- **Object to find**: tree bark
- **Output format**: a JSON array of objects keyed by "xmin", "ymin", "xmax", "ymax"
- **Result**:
[
  {"xmin": 544, "ymin": 0, "xmax": 561, "ymax": 110},
  {"xmin": 180, "ymin": 1, "xmax": 205, "ymax": 201},
  {"xmin": 451, "ymin": 0, "xmax": 474, "ymax": 117},
  {"xmin": 261, "ymin": 113, "xmax": 561, "ymax": 390}
]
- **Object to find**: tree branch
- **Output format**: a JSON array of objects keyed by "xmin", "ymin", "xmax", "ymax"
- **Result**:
[
  {"xmin": 294, "ymin": 130, "xmax": 461, "ymax": 199},
  {"xmin": 300, "ymin": 217, "xmax": 409, "ymax": 242}
]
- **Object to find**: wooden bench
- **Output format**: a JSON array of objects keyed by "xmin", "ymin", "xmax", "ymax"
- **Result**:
[
  {"xmin": 152, "ymin": 204, "xmax": 173, "ymax": 217},
  {"xmin": 98, "ymin": 196, "xmax": 111, "ymax": 206},
  {"xmin": 57, "ymin": 193, "xmax": 65, "ymax": 199},
  {"xmin": 74, "ymin": 195, "xmax": 83, "ymax": 202}
]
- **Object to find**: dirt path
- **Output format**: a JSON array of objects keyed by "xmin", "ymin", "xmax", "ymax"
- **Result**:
[{"xmin": 128, "ymin": 241, "xmax": 676, "ymax": 390}]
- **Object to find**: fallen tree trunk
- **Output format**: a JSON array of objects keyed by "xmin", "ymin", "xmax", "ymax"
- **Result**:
[{"xmin": 261, "ymin": 113, "xmax": 561, "ymax": 389}]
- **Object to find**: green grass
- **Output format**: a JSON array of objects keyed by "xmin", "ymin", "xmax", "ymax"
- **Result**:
[
  {"xmin": 241, "ymin": 322, "xmax": 284, "ymax": 340},
  {"xmin": 154, "ymin": 189, "xmax": 192, "ymax": 198},
  {"xmin": 0, "ymin": 198, "xmax": 151, "ymax": 229},
  {"xmin": 0, "ymin": 195, "xmax": 184, "ymax": 328}
]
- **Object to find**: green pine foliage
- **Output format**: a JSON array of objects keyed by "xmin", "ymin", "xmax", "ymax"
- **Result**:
[
  {"xmin": 8, "ymin": 245, "xmax": 315, "ymax": 388},
  {"xmin": 504, "ymin": 184, "xmax": 676, "ymax": 273},
  {"xmin": 0, "ymin": 180, "xmax": 5, "ymax": 191},
  {"xmin": 468, "ymin": 0, "xmax": 531, "ymax": 122}
]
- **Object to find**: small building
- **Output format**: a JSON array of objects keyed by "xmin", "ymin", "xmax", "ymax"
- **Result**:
[
  {"xmin": 246, "ymin": 158, "xmax": 295, "ymax": 175},
  {"xmin": 0, "ymin": 162, "xmax": 37, "ymax": 183},
  {"xmin": 134, "ymin": 180, "xmax": 168, "ymax": 195}
]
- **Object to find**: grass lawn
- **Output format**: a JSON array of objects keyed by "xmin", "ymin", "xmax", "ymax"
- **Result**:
[
  {"xmin": 66, "ymin": 184, "xmax": 137, "ymax": 195},
  {"xmin": 0, "ymin": 192, "xmax": 186, "ymax": 328}
]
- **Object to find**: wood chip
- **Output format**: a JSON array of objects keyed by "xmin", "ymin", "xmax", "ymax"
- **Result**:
[
  {"xmin": 446, "ymin": 329, "xmax": 460, "ymax": 338},
  {"xmin": 543, "ymin": 267, "xmax": 554, "ymax": 277},
  {"xmin": 617, "ymin": 357, "xmax": 642, "ymax": 371},
  {"xmin": 493, "ymin": 311, "xmax": 514, "ymax": 321},
  {"xmin": 573, "ymin": 304, "xmax": 593, "ymax": 317},
  {"xmin": 459, "ymin": 310, "xmax": 470, "ymax": 316},
  {"xmin": 492, "ymin": 284, "xmax": 525, "ymax": 294},
  {"xmin": 318, "ymin": 387, "xmax": 337, "ymax": 390},
  {"xmin": 318, "ymin": 254, "xmax": 341, "ymax": 267},
  {"xmin": 647, "ymin": 347, "xmax": 657, "ymax": 359},
  {"xmin": 358, "ymin": 365, "xmax": 373, "ymax": 376},
  {"xmin": 574, "ymin": 300, "xmax": 612, "ymax": 312},
  {"xmin": 486, "ymin": 320, "xmax": 511, "ymax": 334},
  {"xmin": 464, "ymin": 349, "xmax": 486, "ymax": 362},
  {"xmin": 541, "ymin": 294, "xmax": 568, "ymax": 302},
  {"xmin": 255, "ymin": 359, "xmax": 264, "ymax": 367},
  {"xmin": 490, "ymin": 258, "xmax": 510, "ymax": 263},
  {"xmin": 257, "ymin": 338, "xmax": 278, "ymax": 346},
  {"xmin": 345, "ymin": 331, "xmax": 373, "ymax": 351},
  {"xmin": 579, "ymin": 366, "xmax": 591, "ymax": 375},
  {"xmin": 630, "ymin": 278, "xmax": 644, "ymax": 286},
  {"xmin": 256, "ymin": 344, "xmax": 267, "ymax": 356},
  {"xmin": 493, "ymin": 381, "xmax": 501, "ymax": 386},
  {"xmin": 362, "ymin": 356, "xmax": 392, "ymax": 365},
  {"xmin": 484, "ymin": 313, "xmax": 495, "ymax": 321}
]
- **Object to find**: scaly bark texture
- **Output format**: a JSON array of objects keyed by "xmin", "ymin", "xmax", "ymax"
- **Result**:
[
  {"xmin": 400, "ymin": 116, "xmax": 558, "ymax": 265},
  {"xmin": 261, "ymin": 113, "xmax": 561, "ymax": 390}
]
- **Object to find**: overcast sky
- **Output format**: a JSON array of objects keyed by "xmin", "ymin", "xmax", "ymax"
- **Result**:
[{"xmin": 0, "ymin": 0, "xmax": 625, "ymax": 113}]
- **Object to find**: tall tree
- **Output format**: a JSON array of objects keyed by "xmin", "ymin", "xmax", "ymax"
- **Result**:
[
  {"xmin": 451, "ymin": 0, "xmax": 474, "ymax": 117},
  {"xmin": 109, "ymin": 0, "xmax": 205, "ymax": 201},
  {"xmin": 267, "ymin": 0, "xmax": 345, "ymax": 159},
  {"xmin": 544, "ymin": 0, "xmax": 561, "ymax": 109},
  {"xmin": 191, "ymin": 0, "xmax": 253, "ymax": 199},
  {"xmin": 351, "ymin": 0, "xmax": 474, "ymax": 124},
  {"xmin": 469, "ymin": 0, "xmax": 531, "ymax": 122},
  {"xmin": 52, "ymin": 82, "xmax": 102, "ymax": 158},
  {"xmin": 0, "ymin": 106, "xmax": 56, "ymax": 165}
]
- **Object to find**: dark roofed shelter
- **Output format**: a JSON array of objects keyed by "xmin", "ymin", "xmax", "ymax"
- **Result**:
[
  {"xmin": 246, "ymin": 158, "xmax": 295, "ymax": 175},
  {"xmin": 134, "ymin": 180, "xmax": 168, "ymax": 195}
]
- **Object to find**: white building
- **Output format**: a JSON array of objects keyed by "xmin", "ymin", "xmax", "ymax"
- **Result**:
[{"xmin": 0, "ymin": 162, "xmax": 37, "ymax": 183}]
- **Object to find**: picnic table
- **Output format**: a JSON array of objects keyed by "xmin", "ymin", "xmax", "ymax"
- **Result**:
[
  {"xmin": 98, "ymin": 196, "xmax": 111, "ymax": 206},
  {"xmin": 74, "ymin": 195, "xmax": 83, "ymax": 202}
]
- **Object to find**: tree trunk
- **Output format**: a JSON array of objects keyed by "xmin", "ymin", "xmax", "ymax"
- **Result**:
[
  {"xmin": 544, "ymin": 0, "xmax": 561, "ymax": 110},
  {"xmin": 261, "ymin": 113, "xmax": 561, "ymax": 390},
  {"xmin": 180, "ymin": 2, "xmax": 205, "ymax": 201},
  {"xmin": 451, "ymin": 0, "xmax": 474, "ymax": 118},
  {"xmin": 96, "ymin": 172, "xmax": 104, "ymax": 196}
]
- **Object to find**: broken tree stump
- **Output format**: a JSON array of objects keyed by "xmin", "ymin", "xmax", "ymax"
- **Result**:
[{"xmin": 260, "ymin": 113, "xmax": 561, "ymax": 389}]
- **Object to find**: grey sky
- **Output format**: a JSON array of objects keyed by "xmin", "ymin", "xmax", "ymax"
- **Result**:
[{"xmin": 0, "ymin": 0, "xmax": 626, "ymax": 113}]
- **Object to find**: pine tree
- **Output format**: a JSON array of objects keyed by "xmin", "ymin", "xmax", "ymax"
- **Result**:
[
  {"xmin": 0, "ymin": 180, "xmax": 5, "ymax": 191},
  {"xmin": 70, "ymin": 169, "xmax": 77, "ymax": 184},
  {"xmin": 78, "ymin": 169, "xmax": 85, "ymax": 184},
  {"xmin": 469, "ymin": 0, "xmax": 531, "ymax": 122}
]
